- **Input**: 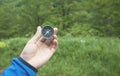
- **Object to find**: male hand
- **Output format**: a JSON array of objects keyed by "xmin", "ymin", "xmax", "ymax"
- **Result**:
[{"xmin": 20, "ymin": 26, "xmax": 58, "ymax": 69}]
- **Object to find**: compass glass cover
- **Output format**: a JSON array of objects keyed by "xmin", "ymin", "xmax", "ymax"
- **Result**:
[{"xmin": 42, "ymin": 26, "xmax": 54, "ymax": 39}]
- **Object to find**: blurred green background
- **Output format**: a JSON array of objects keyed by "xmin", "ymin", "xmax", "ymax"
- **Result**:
[{"xmin": 0, "ymin": 0, "xmax": 120, "ymax": 76}]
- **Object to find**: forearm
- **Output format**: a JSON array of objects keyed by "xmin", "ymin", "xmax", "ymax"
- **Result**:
[{"xmin": 2, "ymin": 57, "xmax": 37, "ymax": 76}]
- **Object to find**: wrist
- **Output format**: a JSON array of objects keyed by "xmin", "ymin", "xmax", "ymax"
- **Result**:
[
  {"xmin": 27, "ymin": 58, "xmax": 43, "ymax": 69},
  {"xmin": 18, "ymin": 57, "xmax": 38, "ymax": 72}
]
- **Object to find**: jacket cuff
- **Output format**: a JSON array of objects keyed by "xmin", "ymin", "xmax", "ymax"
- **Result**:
[{"xmin": 18, "ymin": 57, "xmax": 38, "ymax": 72}]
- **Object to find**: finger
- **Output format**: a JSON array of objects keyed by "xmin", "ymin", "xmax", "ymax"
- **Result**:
[
  {"xmin": 39, "ymin": 36, "xmax": 46, "ymax": 42},
  {"xmin": 51, "ymin": 35, "xmax": 58, "ymax": 50},
  {"xmin": 54, "ymin": 28, "xmax": 58, "ymax": 35},
  {"xmin": 30, "ymin": 26, "xmax": 41, "ymax": 43},
  {"xmin": 36, "ymin": 37, "xmax": 46, "ymax": 48},
  {"xmin": 45, "ymin": 37, "xmax": 54, "ymax": 46},
  {"xmin": 53, "ymin": 35, "xmax": 58, "ymax": 40},
  {"xmin": 45, "ymin": 34, "xmax": 58, "ymax": 46},
  {"xmin": 51, "ymin": 39, "xmax": 58, "ymax": 51}
]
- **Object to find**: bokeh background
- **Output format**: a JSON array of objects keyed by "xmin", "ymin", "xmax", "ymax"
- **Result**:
[{"xmin": 0, "ymin": 0, "xmax": 120, "ymax": 76}]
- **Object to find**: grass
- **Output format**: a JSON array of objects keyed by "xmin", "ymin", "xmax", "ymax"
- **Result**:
[{"xmin": 0, "ymin": 36, "xmax": 120, "ymax": 76}]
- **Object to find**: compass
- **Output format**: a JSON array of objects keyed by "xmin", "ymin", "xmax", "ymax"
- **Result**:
[{"xmin": 41, "ymin": 26, "xmax": 54, "ymax": 39}]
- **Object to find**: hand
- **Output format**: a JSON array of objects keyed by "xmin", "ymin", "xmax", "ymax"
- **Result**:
[{"xmin": 20, "ymin": 26, "xmax": 58, "ymax": 69}]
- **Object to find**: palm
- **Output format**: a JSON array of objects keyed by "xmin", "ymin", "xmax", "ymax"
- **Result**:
[{"xmin": 20, "ymin": 26, "xmax": 58, "ymax": 68}]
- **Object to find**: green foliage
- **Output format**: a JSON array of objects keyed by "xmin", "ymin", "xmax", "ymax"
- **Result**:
[
  {"xmin": 0, "ymin": 37, "xmax": 28, "ymax": 69},
  {"xmin": 0, "ymin": 41, "xmax": 6, "ymax": 48},
  {"xmin": 0, "ymin": 0, "xmax": 120, "ymax": 38},
  {"xmin": 0, "ymin": 37, "xmax": 120, "ymax": 76}
]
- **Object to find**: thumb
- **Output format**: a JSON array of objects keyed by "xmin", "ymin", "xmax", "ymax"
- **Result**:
[{"xmin": 31, "ymin": 26, "xmax": 41, "ymax": 43}]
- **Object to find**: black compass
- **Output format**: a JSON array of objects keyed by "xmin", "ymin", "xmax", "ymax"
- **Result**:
[{"xmin": 41, "ymin": 26, "xmax": 54, "ymax": 39}]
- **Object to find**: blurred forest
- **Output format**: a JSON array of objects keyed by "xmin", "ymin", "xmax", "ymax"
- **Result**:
[
  {"xmin": 0, "ymin": 0, "xmax": 120, "ymax": 38},
  {"xmin": 0, "ymin": 0, "xmax": 120, "ymax": 76}
]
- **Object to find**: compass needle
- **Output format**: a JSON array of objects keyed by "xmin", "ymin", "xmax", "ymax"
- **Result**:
[{"xmin": 42, "ymin": 26, "xmax": 54, "ymax": 39}]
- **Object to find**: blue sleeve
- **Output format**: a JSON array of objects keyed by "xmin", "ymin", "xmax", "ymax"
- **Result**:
[{"xmin": 2, "ymin": 57, "xmax": 37, "ymax": 76}]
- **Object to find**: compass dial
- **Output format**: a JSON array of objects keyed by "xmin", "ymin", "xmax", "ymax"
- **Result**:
[{"xmin": 42, "ymin": 26, "xmax": 54, "ymax": 39}]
